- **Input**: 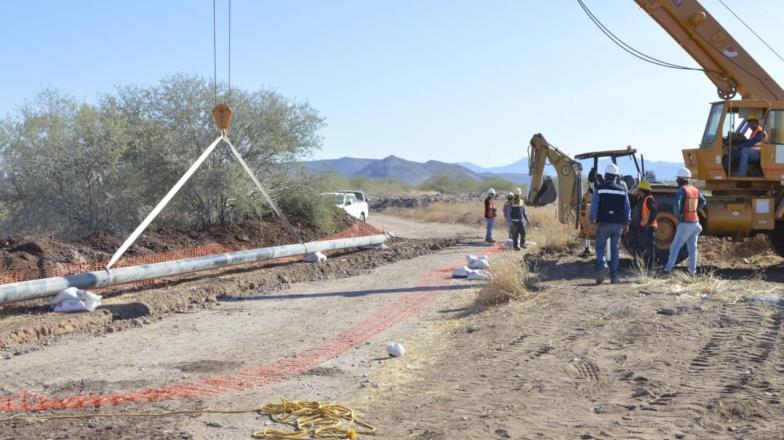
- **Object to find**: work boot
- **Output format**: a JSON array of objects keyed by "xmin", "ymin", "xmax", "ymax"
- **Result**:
[
  {"xmin": 596, "ymin": 267, "xmax": 608, "ymax": 285},
  {"xmin": 610, "ymin": 277, "xmax": 620, "ymax": 284}
]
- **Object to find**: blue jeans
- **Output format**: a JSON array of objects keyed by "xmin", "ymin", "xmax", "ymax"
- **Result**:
[
  {"xmin": 595, "ymin": 223, "xmax": 623, "ymax": 278},
  {"xmin": 735, "ymin": 147, "xmax": 760, "ymax": 176},
  {"xmin": 664, "ymin": 221, "xmax": 702, "ymax": 274},
  {"xmin": 485, "ymin": 217, "xmax": 495, "ymax": 241}
]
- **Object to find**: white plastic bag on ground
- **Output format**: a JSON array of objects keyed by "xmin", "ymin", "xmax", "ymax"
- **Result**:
[
  {"xmin": 524, "ymin": 241, "xmax": 536, "ymax": 247},
  {"xmin": 50, "ymin": 287, "xmax": 102, "ymax": 313},
  {"xmin": 452, "ymin": 266, "xmax": 474, "ymax": 278},
  {"xmin": 386, "ymin": 342, "xmax": 405, "ymax": 357},
  {"xmin": 304, "ymin": 252, "xmax": 327, "ymax": 263},
  {"xmin": 54, "ymin": 299, "xmax": 91, "ymax": 313},
  {"xmin": 467, "ymin": 255, "xmax": 490, "ymax": 269},
  {"xmin": 49, "ymin": 287, "xmax": 80, "ymax": 306},
  {"xmin": 467, "ymin": 270, "xmax": 491, "ymax": 280},
  {"xmin": 81, "ymin": 291, "xmax": 102, "ymax": 311},
  {"xmin": 505, "ymin": 239, "xmax": 514, "ymax": 250}
]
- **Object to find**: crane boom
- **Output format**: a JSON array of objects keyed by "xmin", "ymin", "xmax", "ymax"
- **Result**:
[{"xmin": 635, "ymin": 0, "xmax": 784, "ymax": 101}]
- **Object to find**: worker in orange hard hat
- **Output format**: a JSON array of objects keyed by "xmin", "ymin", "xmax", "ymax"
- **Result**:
[
  {"xmin": 733, "ymin": 113, "xmax": 765, "ymax": 177},
  {"xmin": 635, "ymin": 180, "xmax": 658, "ymax": 269}
]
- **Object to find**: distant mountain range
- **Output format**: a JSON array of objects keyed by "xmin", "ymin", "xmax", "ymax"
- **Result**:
[
  {"xmin": 462, "ymin": 157, "xmax": 683, "ymax": 181},
  {"xmin": 302, "ymin": 155, "xmax": 683, "ymax": 186},
  {"xmin": 303, "ymin": 156, "xmax": 529, "ymax": 185}
]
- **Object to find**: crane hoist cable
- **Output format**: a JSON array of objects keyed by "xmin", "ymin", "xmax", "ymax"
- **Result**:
[
  {"xmin": 716, "ymin": 0, "xmax": 784, "ymax": 65},
  {"xmin": 576, "ymin": 0, "xmax": 713, "ymax": 73}
]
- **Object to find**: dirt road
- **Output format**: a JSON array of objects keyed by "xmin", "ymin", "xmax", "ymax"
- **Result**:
[
  {"xmin": 3, "ymin": 215, "xmax": 784, "ymax": 439},
  {"xmin": 0, "ymin": 215, "xmax": 489, "ymax": 439}
]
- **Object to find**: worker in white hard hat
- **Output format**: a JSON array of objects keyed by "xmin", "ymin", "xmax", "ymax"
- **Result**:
[
  {"xmin": 589, "ymin": 163, "xmax": 631, "ymax": 284},
  {"xmin": 733, "ymin": 113, "xmax": 765, "ymax": 177},
  {"xmin": 663, "ymin": 168, "xmax": 707, "ymax": 276},
  {"xmin": 484, "ymin": 188, "xmax": 497, "ymax": 243}
]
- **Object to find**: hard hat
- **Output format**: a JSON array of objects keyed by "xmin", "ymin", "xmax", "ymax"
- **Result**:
[
  {"xmin": 676, "ymin": 168, "xmax": 691, "ymax": 178},
  {"xmin": 515, "ymin": 187, "xmax": 522, "ymax": 196},
  {"xmin": 637, "ymin": 179, "xmax": 652, "ymax": 191},
  {"xmin": 747, "ymin": 113, "xmax": 759, "ymax": 121},
  {"xmin": 487, "ymin": 188, "xmax": 496, "ymax": 195},
  {"xmin": 506, "ymin": 192, "xmax": 514, "ymax": 198},
  {"xmin": 605, "ymin": 163, "xmax": 619, "ymax": 175}
]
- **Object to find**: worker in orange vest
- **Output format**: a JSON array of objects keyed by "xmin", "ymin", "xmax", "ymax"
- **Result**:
[
  {"xmin": 636, "ymin": 180, "xmax": 658, "ymax": 269},
  {"xmin": 733, "ymin": 113, "xmax": 765, "ymax": 177},
  {"xmin": 663, "ymin": 168, "xmax": 707, "ymax": 275},
  {"xmin": 484, "ymin": 188, "xmax": 497, "ymax": 243}
]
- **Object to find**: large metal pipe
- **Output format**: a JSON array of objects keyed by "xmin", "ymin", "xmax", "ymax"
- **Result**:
[{"xmin": 0, "ymin": 234, "xmax": 388, "ymax": 305}]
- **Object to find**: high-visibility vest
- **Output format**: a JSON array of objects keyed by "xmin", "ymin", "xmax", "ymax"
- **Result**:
[
  {"xmin": 640, "ymin": 194, "xmax": 658, "ymax": 228},
  {"xmin": 750, "ymin": 125, "xmax": 764, "ymax": 151},
  {"xmin": 682, "ymin": 185, "xmax": 700, "ymax": 223}
]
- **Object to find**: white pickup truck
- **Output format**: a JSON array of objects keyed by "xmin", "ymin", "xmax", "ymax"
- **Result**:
[{"xmin": 324, "ymin": 190, "xmax": 369, "ymax": 222}]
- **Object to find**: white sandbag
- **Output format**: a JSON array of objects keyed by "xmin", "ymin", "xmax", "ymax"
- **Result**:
[
  {"xmin": 53, "ymin": 299, "xmax": 91, "ymax": 313},
  {"xmin": 467, "ymin": 255, "xmax": 490, "ymax": 269},
  {"xmin": 304, "ymin": 252, "xmax": 327, "ymax": 263},
  {"xmin": 452, "ymin": 266, "xmax": 474, "ymax": 278},
  {"xmin": 49, "ymin": 287, "xmax": 81, "ymax": 306},
  {"xmin": 467, "ymin": 270, "xmax": 491, "ymax": 280}
]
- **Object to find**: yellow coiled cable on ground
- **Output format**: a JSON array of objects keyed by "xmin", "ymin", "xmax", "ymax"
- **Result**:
[{"xmin": 0, "ymin": 397, "xmax": 375, "ymax": 439}]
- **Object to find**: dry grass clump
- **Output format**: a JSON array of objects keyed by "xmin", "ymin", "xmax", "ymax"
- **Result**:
[
  {"xmin": 475, "ymin": 259, "xmax": 539, "ymax": 307},
  {"xmin": 525, "ymin": 206, "xmax": 577, "ymax": 254},
  {"xmin": 635, "ymin": 265, "xmax": 777, "ymax": 304}
]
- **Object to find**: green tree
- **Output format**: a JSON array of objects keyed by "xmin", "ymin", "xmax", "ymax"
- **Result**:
[{"xmin": 0, "ymin": 75, "xmax": 326, "ymax": 238}]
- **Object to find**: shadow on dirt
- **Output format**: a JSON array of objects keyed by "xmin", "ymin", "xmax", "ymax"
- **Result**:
[{"xmin": 220, "ymin": 284, "xmax": 477, "ymax": 302}]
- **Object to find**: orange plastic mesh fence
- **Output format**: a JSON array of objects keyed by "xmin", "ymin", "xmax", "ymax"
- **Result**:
[{"xmin": 0, "ymin": 222, "xmax": 384, "ymax": 288}]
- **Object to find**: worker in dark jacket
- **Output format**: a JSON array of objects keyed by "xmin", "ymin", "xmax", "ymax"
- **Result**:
[
  {"xmin": 509, "ymin": 188, "xmax": 529, "ymax": 250},
  {"xmin": 484, "ymin": 188, "xmax": 497, "ymax": 243},
  {"xmin": 663, "ymin": 168, "xmax": 707, "ymax": 275},
  {"xmin": 636, "ymin": 180, "xmax": 658, "ymax": 269},
  {"xmin": 589, "ymin": 164, "xmax": 631, "ymax": 284}
]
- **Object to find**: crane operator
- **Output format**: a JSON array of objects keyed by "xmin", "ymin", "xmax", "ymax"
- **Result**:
[{"xmin": 733, "ymin": 113, "xmax": 765, "ymax": 177}]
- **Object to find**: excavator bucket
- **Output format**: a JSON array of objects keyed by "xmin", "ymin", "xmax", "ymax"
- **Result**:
[{"xmin": 531, "ymin": 176, "xmax": 557, "ymax": 206}]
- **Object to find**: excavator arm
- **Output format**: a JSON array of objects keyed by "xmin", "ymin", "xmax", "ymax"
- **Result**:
[
  {"xmin": 526, "ymin": 133, "xmax": 583, "ymax": 226},
  {"xmin": 635, "ymin": 0, "xmax": 784, "ymax": 101}
]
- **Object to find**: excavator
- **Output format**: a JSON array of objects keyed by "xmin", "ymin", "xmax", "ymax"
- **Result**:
[
  {"xmin": 530, "ymin": 0, "xmax": 784, "ymax": 263},
  {"xmin": 526, "ymin": 133, "xmax": 681, "ymax": 262}
]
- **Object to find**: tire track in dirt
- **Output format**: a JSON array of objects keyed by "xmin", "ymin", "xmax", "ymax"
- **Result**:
[{"xmin": 626, "ymin": 302, "xmax": 784, "ymax": 438}]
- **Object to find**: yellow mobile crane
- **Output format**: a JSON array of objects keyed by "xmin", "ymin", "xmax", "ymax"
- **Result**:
[{"xmin": 630, "ymin": 0, "xmax": 784, "ymax": 256}]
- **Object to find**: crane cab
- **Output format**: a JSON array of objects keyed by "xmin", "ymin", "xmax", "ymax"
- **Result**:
[{"xmin": 683, "ymin": 100, "xmax": 784, "ymax": 186}]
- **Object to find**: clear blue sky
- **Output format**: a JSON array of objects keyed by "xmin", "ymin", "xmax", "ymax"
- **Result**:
[{"xmin": 2, "ymin": 0, "xmax": 784, "ymax": 167}]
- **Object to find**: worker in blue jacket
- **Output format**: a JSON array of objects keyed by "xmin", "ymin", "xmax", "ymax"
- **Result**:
[{"xmin": 589, "ymin": 164, "xmax": 631, "ymax": 284}]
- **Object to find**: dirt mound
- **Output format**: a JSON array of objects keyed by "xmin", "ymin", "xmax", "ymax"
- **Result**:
[
  {"xmin": 700, "ymin": 235, "xmax": 782, "ymax": 268},
  {"xmin": 0, "ymin": 211, "xmax": 362, "ymax": 280}
]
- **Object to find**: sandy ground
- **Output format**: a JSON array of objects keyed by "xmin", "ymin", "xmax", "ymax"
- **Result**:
[{"xmin": 3, "ymin": 214, "xmax": 784, "ymax": 439}]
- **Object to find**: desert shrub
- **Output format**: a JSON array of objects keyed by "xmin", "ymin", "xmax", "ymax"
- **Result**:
[
  {"xmin": 0, "ymin": 76, "xmax": 325, "ymax": 238},
  {"xmin": 475, "ymin": 258, "xmax": 538, "ymax": 306}
]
